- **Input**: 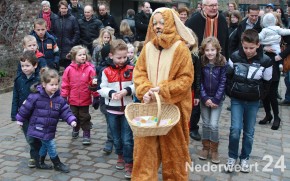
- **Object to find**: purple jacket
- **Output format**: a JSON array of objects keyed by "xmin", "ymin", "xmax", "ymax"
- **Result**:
[
  {"xmin": 200, "ymin": 55, "xmax": 227, "ymax": 105},
  {"xmin": 16, "ymin": 85, "xmax": 76, "ymax": 140}
]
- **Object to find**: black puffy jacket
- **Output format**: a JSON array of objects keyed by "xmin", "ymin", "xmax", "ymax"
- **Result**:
[{"xmin": 51, "ymin": 12, "xmax": 80, "ymax": 59}]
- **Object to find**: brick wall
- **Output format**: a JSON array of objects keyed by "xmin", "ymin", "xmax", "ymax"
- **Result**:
[{"xmin": 0, "ymin": 0, "xmax": 41, "ymax": 72}]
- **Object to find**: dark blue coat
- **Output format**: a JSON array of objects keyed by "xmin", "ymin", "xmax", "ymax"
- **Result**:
[
  {"xmin": 200, "ymin": 55, "xmax": 227, "ymax": 105},
  {"xmin": 16, "ymin": 85, "xmax": 76, "ymax": 140},
  {"xmin": 98, "ymin": 13, "xmax": 119, "ymax": 35},
  {"xmin": 11, "ymin": 71, "xmax": 40, "ymax": 121},
  {"xmin": 31, "ymin": 31, "xmax": 60, "ymax": 69},
  {"xmin": 51, "ymin": 12, "xmax": 80, "ymax": 59}
]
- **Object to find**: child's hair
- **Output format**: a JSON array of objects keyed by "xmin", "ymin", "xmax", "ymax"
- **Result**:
[
  {"xmin": 127, "ymin": 43, "xmax": 135, "ymax": 52},
  {"xmin": 40, "ymin": 67, "xmax": 60, "ymax": 84},
  {"xmin": 186, "ymin": 28, "xmax": 199, "ymax": 56},
  {"xmin": 92, "ymin": 29, "xmax": 113, "ymax": 48},
  {"xmin": 66, "ymin": 45, "xmax": 91, "ymax": 61},
  {"xmin": 120, "ymin": 20, "xmax": 133, "ymax": 36},
  {"xmin": 133, "ymin": 41, "xmax": 144, "ymax": 55},
  {"xmin": 22, "ymin": 35, "xmax": 37, "ymax": 47},
  {"xmin": 58, "ymin": 0, "xmax": 68, "ymax": 8},
  {"xmin": 20, "ymin": 50, "xmax": 38, "ymax": 66},
  {"xmin": 110, "ymin": 39, "xmax": 128, "ymax": 54},
  {"xmin": 105, "ymin": 26, "xmax": 115, "ymax": 36},
  {"xmin": 241, "ymin": 29, "xmax": 259, "ymax": 44},
  {"xmin": 34, "ymin": 18, "xmax": 47, "ymax": 28},
  {"xmin": 200, "ymin": 36, "xmax": 221, "ymax": 55}
]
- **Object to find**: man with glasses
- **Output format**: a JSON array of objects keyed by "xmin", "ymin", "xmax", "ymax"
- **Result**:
[
  {"xmin": 229, "ymin": 4, "xmax": 261, "ymax": 54},
  {"xmin": 185, "ymin": 0, "xmax": 229, "ymax": 144}
]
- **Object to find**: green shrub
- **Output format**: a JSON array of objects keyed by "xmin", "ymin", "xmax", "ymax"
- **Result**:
[{"xmin": 0, "ymin": 70, "xmax": 8, "ymax": 77}]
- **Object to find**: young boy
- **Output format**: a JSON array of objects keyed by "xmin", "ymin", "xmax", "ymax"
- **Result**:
[
  {"xmin": 17, "ymin": 35, "xmax": 46, "ymax": 75},
  {"xmin": 11, "ymin": 51, "xmax": 51, "ymax": 170},
  {"xmin": 31, "ymin": 18, "xmax": 60, "ymax": 71},
  {"xmin": 226, "ymin": 29, "xmax": 273, "ymax": 172},
  {"xmin": 97, "ymin": 39, "xmax": 134, "ymax": 179}
]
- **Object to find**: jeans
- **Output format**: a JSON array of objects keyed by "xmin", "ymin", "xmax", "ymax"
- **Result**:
[
  {"xmin": 228, "ymin": 98, "xmax": 259, "ymax": 160},
  {"xmin": 22, "ymin": 121, "xmax": 42, "ymax": 159},
  {"xmin": 39, "ymin": 139, "xmax": 58, "ymax": 159},
  {"xmin": 285, "ymin": 71, "xmax": 290, "ymax": 101},
  {"xmin": 104, "ymin": 113, "xmax": 113, "ymax": 144},
  {"xmin": 200, "ymin": 101, "xmax": 223, "ymax": 142},
  {"xmin": 107, "ymin": 113, "xmax": 133, "ymax": 163}
]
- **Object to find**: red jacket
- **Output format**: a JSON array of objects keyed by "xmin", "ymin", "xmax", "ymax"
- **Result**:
[{"xmin": 61, "ymin": 61, "xmax": 98, "ymax": 106}]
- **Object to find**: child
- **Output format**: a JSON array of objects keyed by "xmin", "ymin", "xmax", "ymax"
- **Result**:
[
  {"xmin": 92, "ymin": 29, "xmax": 113, "ymax": 67},
  {"xmin": 119, "ymin": 20, "xmax": 135, "ymax": 44},
  {"xmin": 16, "ymin": 68, "xmax": 77, "ymax": 173},
  {"xmin": 17, "ymin": 35, "xmax": 47, "ymax": 75},
  {"xmin": 98, "ymin": 39, "xmax": 134, "ymax": 179},
  {"xmin": 198, "ymin": 37, "xmax": 227, "ymax": 164},
  {"xmin": 11, "ymin": 51, "xmax": 48, "ymax": 169},
  {"xmin": 127, "ymin": 43, "xmax": 137, "ymax": 65},
  {"xmin": 226, "ymin": 29, "xmax": 273, "ymax": 172},
  {"xmin": 259, "ymin": 12, "xmax": 290, "ymax": 55},
  {"xmin": 31, "ymin": 18, "xmax": 60, "ymax": 71},
  {"xmin": 61, "ymin": 45, "xmax": 98, "ymax": 145},
  {"xmin": 133, "ymin": 41, "xmax": 144, "ymax": 57}
]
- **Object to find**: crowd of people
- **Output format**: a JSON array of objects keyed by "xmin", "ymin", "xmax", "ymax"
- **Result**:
[{"xmin": 10, "ymin": 0, "xmax": 290, "ymax": 180}]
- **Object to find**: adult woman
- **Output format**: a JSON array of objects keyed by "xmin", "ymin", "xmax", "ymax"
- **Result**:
[
  {"xmin": 50, "ymin": 0, "xmax": 80, "ymax": 69},
  {"xmin": 38, "ymin": 1, "xmax": 58, "ymax": 32},
  {"xmin": 178, "ymin": 7, "xmax": 189, "ymax": 24},
  {"xmin": 229, "ymin": 10, "xmax": 242, "ymax": 36},
  {"xmin": 276, "ymin": 6, "xmax": 289, "ymax": 28}
]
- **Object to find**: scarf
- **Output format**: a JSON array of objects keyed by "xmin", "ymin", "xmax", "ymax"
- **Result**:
[
  {"xmin": 202, "ymin": 11, "xmax": 219, "ymax": 38},
  {"xmin": 42, "ymin": 10, "xmax": 51, "ymax": 31}
]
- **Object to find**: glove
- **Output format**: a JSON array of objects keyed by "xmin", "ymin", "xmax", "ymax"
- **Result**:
[
  {"xmin": 92, "ymin": 96, "xmax": 100, "ymax": 110},
  {"xmin": 71, "ymin": 121, "xmax": 77, "ymax": 127}
]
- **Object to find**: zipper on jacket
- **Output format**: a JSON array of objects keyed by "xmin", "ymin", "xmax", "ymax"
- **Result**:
[
  {"xmin": 118, "ymin": 68, "xmax": 125, "ymax": 111},
  {"xmin": 210, "ymin": 66, "xmax": 212, "ymax": 95},
  {"xmin": 156, "ymin": 50, "xmax": 162, "ymax": 86}
]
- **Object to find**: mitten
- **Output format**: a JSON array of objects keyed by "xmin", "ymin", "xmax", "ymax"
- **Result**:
[{"xmin": 92, "ymin": 96, "xmax": 100, "ymax": 110}]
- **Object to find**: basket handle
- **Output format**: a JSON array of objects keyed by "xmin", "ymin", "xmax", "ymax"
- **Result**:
[{"xmin": 154, "ymin": 92, "xmax": 162, "ymax": 126}]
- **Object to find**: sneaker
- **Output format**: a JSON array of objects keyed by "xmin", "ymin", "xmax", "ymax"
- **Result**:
[
  {"xmin": 124, "ymin": 163, "xmax": 133, "ymax": 179},
  {"xmin": 240, "ymin": 159, "xmax": 250, "ymax": 173},
  {"xmin": 279, "ymin": 64, "xmax": 283, "ymax": 72},
  {"xmin": 82, "ymin": 137, "xmax": 91, "ymax": 145},
  {"xmin": 72, "ymin": 131, "xmax": 79, "ymax": 139},
  {"xmin": 116, "ymin": 155, "xmax": 125, "ymax": 170},
  {"xmin": 28, "ymin": 159, "xmax": 36, "ymax": 168},
  {"xmin": 225, "ymin": 158, "xmax": 236, "ymax": 173},
  {"xmin": 103, "ymin": 142, "xmax": 113, "ymax": 154}
]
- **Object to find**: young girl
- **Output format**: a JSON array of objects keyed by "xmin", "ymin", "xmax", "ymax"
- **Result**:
[
  {"xmin": 198, "ymin": 37, "xmax": 227, "ymax": 164},
  {"xmin": 127, "ymin": 43, "xmax": 137, "ymax": 65},
  {"xmin": 92, "ymin": 29, "xmax": 113, "ymax": 67},
  {"xmin": 98, "ymin": 39, "xmax": 134, "ymax": 179},
  {"xmin": 119, "ymin": 20, "xmax": 135, "ymax": 44},
  {"xmin": 61, "ymin": 45, "xmax": 98, "ymax": 145},
  {"xmin": 16, "ymin": 68, "xmax": 77, "ymax": 173}
]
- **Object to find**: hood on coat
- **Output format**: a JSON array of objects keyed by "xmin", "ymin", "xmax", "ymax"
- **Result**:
[
  {"xmin": 262, "ymin": 13, "xmax": 276, "ymax": 28},
  {"xmin": 145, "ymin": 7, "xmax": 195, "ymax": 49}
]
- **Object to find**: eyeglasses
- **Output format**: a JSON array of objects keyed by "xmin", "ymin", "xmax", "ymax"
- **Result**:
[{"xmin": 204, "ymin": 4, "xmax": 218, "ymax": 8}]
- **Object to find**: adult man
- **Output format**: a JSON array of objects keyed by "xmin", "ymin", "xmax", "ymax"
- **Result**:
[
  {"xmin": 98, "ymin": 4, "xmax": 118, "ymax": 36},
  {"xmin": 132, "ymin": 7, "xmax": 195, "ymax": 180},
  {"xmin": 68, "ymin": 0, "xmax": 84, "ymax": 20},
  {"xmin": 265, "ymin": 3, "xmax": 275, "ymax": 13},
  {"xmin": 229, "ymin": 4, "xmax": 261, "ymax": 55},
  {"xmin": 185, "ymin": 0, "xmax": 229, "ymax": 141},
  {"xmin": 135, "ymin": 2, "xmax": 151, "ymax": 41},
  {"xmin": 78, "ymin": 5, "xmax": 104, "ymax": 54}
]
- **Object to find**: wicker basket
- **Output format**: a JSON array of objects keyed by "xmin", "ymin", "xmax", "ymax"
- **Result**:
[{"xmin": 125, "ymin": 92, "xmax": 180, "ymax": 137}]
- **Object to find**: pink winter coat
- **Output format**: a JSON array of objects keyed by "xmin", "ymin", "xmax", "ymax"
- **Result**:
[{"xmin": 61, "ymin": 62, "xmax": 98, "ymax": 106}]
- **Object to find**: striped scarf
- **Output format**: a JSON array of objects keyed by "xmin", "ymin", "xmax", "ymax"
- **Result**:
[{"xmin": 202, "ymin": 11, "xmax": 219, "ymax": 38}]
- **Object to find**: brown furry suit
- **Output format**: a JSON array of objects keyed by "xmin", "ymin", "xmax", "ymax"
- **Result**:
[{"xmin": 132, "ymin": 8, "xmax": 194, "ymax": 180}]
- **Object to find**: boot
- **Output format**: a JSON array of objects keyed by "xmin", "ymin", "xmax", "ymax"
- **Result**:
[
  {"xmin": 34, "ymin": 154, "xmax": 52, "ymax": 170},
  {"xmin": 271, "ymin": 116, "xmax": 281, "ymax": 130},
  {"xmin": 124, "ymin": 163, "xmax": 133, "ymax": 179},
  {"xmin": 259, "ymin": 114, "xmax": 273, "ymax": 124},
  {"xmin": 38, "ymin": 156, "xmax": 53, "ymax": 169},
  {"xmin": 72, "ymin": 123, "xmax": 80, "ymax": 139},
  {"xmin": 210, "ymin": 141, "xmax": 220, "ymax": 164},
  {"xmin": 198, "ymin": 139, "xmax": 210, "ymax": 160},
  {"xmin": 82, "ymin": 130, "xmax": 91, "ymax": 145},
  {"xmin": 51, "ymin": 155, "xmax": 70, "ymax": 173}
]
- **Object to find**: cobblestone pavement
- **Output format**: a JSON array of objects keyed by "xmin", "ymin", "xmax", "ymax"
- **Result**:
[{"xmin": 0, "ymin": 81, "xmax": 289, "ymax": 181}]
